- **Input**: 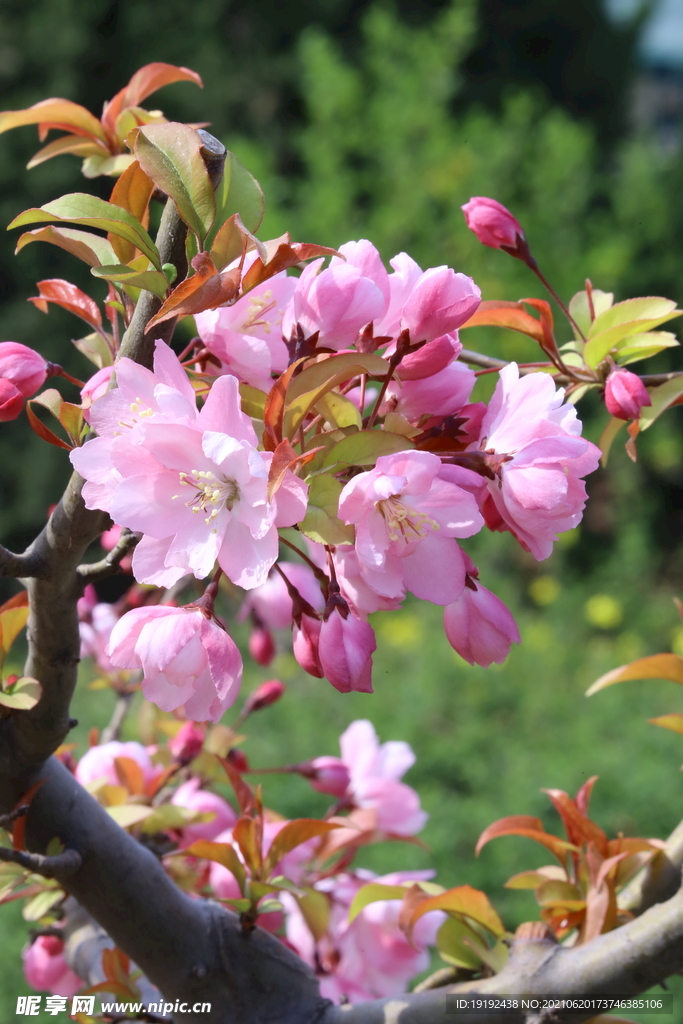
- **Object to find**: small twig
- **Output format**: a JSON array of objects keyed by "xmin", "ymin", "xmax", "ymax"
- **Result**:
[
  {"xmin": 101, "ymin": 692, "xmax": 135, "ymax": 745},
  {"xmin": 0, "ymin": 545, "xmax": 46, "ymax": 580},
  {"xmin": 0, "ymin": 804, "xmax": 28, "ymax": 830},
  {"xmin": 0, "ymin": 846, "xmax": 82, "ymax": 879},
  {"xmin": 412, "ymin": 966, "xmax": 460, "ymax": 992},
  {"xmin": 77, "ymin": 529, "xmax": 140, "ymax": 582}
]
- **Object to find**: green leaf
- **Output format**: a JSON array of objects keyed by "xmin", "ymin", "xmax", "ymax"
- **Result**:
[
  {"xmin": 568, "ymin": 288, "xmax": 613, "ymax": 341},
  {"xmin": 239, "ymin": 383, "xmax": 267, "ymax": 419},
  {"xmin": 264, "ymin": 819, "xmax": 340, "ymax": 878},
  {"xmin": 105, "ymin": 805, "xmax": 155, "ymax": 829},
  {"xmin": 218, "ymin": 897, "xmax": 251, "ymax": 913},
  {"xmin": 9, "ymin": 194, "xmax": 161, "ymax": 270},
  {"xmin": 348, "ymin": 883, "xmax": 412, "ymax": 923},
  {"xmin": 0, "ymin": 677, "xmax": 41, "ymax": 711},
  {"xmin": 22, "ymin": 888, "xmax": 64, "ymax": 922},
  {"xmin": 134, "ymin": 123, "xmax": 216, "ymax": 245},
  {"xmin": 73, "ymin": 332, "xmax": 113, "ymax": 369},
  {"xmin": 207, "ymin": 151, "xmax": 265, "ymax": 248},
  {"xmin": 295, "ymin": 887, "xmax": 330, "ymax": 941},
  {"xmin": 535, "ymin": 879, "xmax": 585, "ymax": 910},
  {"xmin": 315, "ymin": 390, "xmax": 362, "ymax": 429},
  {"xmin": 615, "ymin": 331, "xmax": 679, "ymax": 366},
  {"xmin": 436, "ymin": 916, "xmax": 485, "ymax": 971},
  {"xmin": 92, "ymin": 264, "xmax": 169, "ymax": 301},
  {"xmin": 16, "ymin": 225, "xmax": 118, "ymax": 267},
  {"xmin": 298, "ymin": 475, "xmax": 354, "ymax": 546},
  {"xmin": 139, "ymin": 804, "xmax": 207, "ymax": 834},
  {"xmin": 257, "ymin": 898, "xmax": 285, "ymax": 915},
  {"xmin": 322, "ymin": 429, "xmax": 414, "ymax": 469},
  {"xmin": 584, "ymin": 297, "xmax": 682, "ymax": 368},
  {"xmin": 638, "ymin": 377, "xmax": 683, "ymax": 431},
  {"xmin": 598, "ymin": 416, "xmax": 625, "ymax": 467}
]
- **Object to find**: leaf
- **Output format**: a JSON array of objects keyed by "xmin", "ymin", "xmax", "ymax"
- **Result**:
[
  {"xmin": 92, "ymin": 264, "xmax": 169, "ymax": 301},
  {"xmin": 207, "ymin": 151, "xmax": 265, "ymax": 247},
  {"xmin": 26, "ymin": 135, "xmax": 104, "ymax": 169},
  {"xmin": 218, "ymin": 755, "xmax": 254, "ymax": 814},
  {"xmin": 407, "ymin": 885, "xmax": 505, "ymax": 938},
  {"xmin": 81, "ymin": 154, "xmax": 135, "ymax": 179},
  {"xmin": 238, "ymin": 383, "xmax": 267, "ymax": 419},
  {"xmin": 241, "ymin": 238, "xmax": 341, "ymax": 293},
  {"xmin": 29, "ymin": 278, "xmax": 102, "ymax": 330},
  {"xmin": 183, "ymin": 840, "xmax": 246, "ymax": 893},
  {"xmin": 114, "ymin": 756, "xmax": 145, "ymax": 796},
  {"xmin": 534, "ymin": 879, "xmax": 585, "ymax": 910},
  {"xmin": 348, "ymin": 883, "xmax": 413, "ymax": 923},
  {"xmin": 476, "ymin": 815, "xmax": 577, "ymax": 861},
  {"xmin": 107, "ymin": 160, "xmax": 155, "ymax": 263},
  {"xmin": 210, "ymin": 213, "xmax": 266, "ymax": 272},
  {"xmin": 266, "ymin": 439, "xmax": 320, "ymax": 502},
  {"xmin": 541, "ymin": 788, "xmax": 608, "ymax": 853},
  {"xmin": 638, "ymin": 376, "xmax": 683, "ymax": 432},
  {"xmin": 294, "ymin": 887, "xmax": 330, "ymax": 941},
  {"xmin": 0, "ymin": 677, "xmax": 41, "ymax": 711},
  {"xmin": 615, "ymin": 331, "xmax": 679, "ymax": 366},
  {"xmin": 298, "ymin": 474, "xmax": 355, "ymax": 546},
  {"xmin": 322, "ymin": 429, "xmax": 415, "ymax": 469},
  {"xmin": 504, "ymin": 868, "xmax": 565, "ymax": 889},
  {"xmin": 0, "ymin": 98, "xmax": 107, "ymax": 142},
  {"xmin": 256, "ymin": 898, "xmax": 285, "ymax": 915},
  {"xmin": 22, "ymin": 888, "xmax": 64, "ymax": 922},
  {"xmin": 140, "ymin": 804, "xmax": 206, "ymax": 834},
  {"xmin": 105, "ymin": 805, "xmax": 154, "ymax": 829},
  {"xmin": 134, "ymin": 123, "xmax": 216, "ymax": 244},
  {"xmin": 102, "ymin": 63, "xmax": 203, "ymax": 137},
  {"xmin": 15, "ymin": 225, "xmax": 117, "ymax": 267},
  {"xmin": 146, "ymin": 253, "xmax": 240, "ymax": 328},
  {"xmin": 584, "ymin": 297, "xmax": 683, "ymax": 368},
  {"xmin": 647, "ymin": 713, "xmax": 683, "ymax": 735},
  {"xmin": 568, "ymin": 288, "xmax": 614, "ymax": 340},
  {"xmin": 9, "ymin": 194, "xmax": 161, "ymax": 270},
  {"xmin": 459, "ymin": 300, "xmax": 544, "ymax": 344},
  {"xmin": 264, "ymin": 820, "xmax": 340, "ymax": 877},
  {"xmin": 286, "ymin": 352, "xmax": 388, "ymax": 406},
  {"xmin": 598, "ymin": 417, "xmax": 625, "ymax": 467},
  {"xmin": 0, "ymin": 600, "xmax": 29, "ymax": 658},
  {"xmin": 218, "ymin": 897, "xmax": 251, "ymax": 913},
  {"xmin": 315, "ymin": 390, "xmax": 362, "ymax": 430},
  {"xmin": 436, "ymin": 915, "xmax": 485, "ymax": 970},
  {"xmin": 233, "ymin": 816, "xmax": 262, "ymax": 878},
  {"xmin": 586, "ymin": 653, "xmax": 683, "ymax": 695}
]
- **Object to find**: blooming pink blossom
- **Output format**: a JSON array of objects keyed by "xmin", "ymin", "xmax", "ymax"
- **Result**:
[
  {"xmin": 475, "ymin": 363, "xmax": 601, "ymax": 560},
  {"xmin": 374, "ymin": 253, "xmax": 424, "ymax": 339},
  {"xmin": 338, "ymin": 720, "xmax": 428, "ymax": 835},
  {"xmin": 195, "ymin": 271, "xmax": 295, "ymax": 390},
  {"xmin": 23, "ymin": 936, "xmax": 82, "ymax": 998},
  {"xmin": 0, "ymin": 378, "xmax": 24, "ymax": 421},
  {"xmin": 168, "ymin": 721, "xmax": 205, "ymax": 762},
  {"xmin": 284, "ymin": 869, "xmax": 441, "ymax": 1003},
  {"xmin": 333, "ymin": 544, "xmax": 404, "ymax": 616},
  {"xmin": 171, "ymin": 777, "xmax": 236, "ymax": 846},
  {"xmin": 386, "ymin": 355, "xmax": 475, "ymax": 422},
  {"xmin": 75, "ymin": 740, "xmax": 159, "ymax": 789},
  {"xmin": 461, "ymin": 196, "xmax": 525, "ymax": 250},
  {"xmin": 395, "ymin": 332, "xmax": 459, "ymax": 380},
  {"xmin": 604, "ymin": 368, "xmax": 651, "ymax": 421},
  {"xmin": 106, "ymin": 604, "xmax": 243, "ymax": 722},
  {"xmin": 400, "ymin": 266, "xmax": 481, "ymax": 343},
  {"xmin": 318, "ymin": 611, "xmax": 376, "ymax": 694},
  {"xmin": 443, "ymin": 556, "xmax": 520, "ymax": 667},
  {"xmin": 81, "ymin": 365, "xmax": 113, "ymax": 422},
  {"xmin": 78, "ymin": 600, "xmax": 119, "ymax": 673},
  {"xmin": 0, "ymin": 342, "xmax": 48, "ymax": 397},
  {"xmin": 282, "ymin": 254, "xmax": 387, "ymax": 350},
  {"xmin": 239, "ymin": 562, "xmax": 324, "ymax": 631},
  {"xmin": 338, "ymin": 450, "xmax": 483, "ymax": 605},
  {"xmin": 73, "ymin": 374, "xmax": 308, "ymax": 589}
]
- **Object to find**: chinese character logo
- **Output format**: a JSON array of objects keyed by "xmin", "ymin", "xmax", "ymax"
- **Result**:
[{"xmin": 71, "ymin": 995, "xmax": 96, "ymax": 1014}]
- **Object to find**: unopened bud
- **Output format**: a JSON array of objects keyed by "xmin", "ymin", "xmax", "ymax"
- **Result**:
[
  {"xmin": 461, "ymin": 197, "xmax": 526, "ymax": 254},
  {"xmin": 169, "ymin": 721, "xmax": 205, "ymax": 763},
  {"xmin": 604, "ymin": 368, "xmax": 651, "ymax": 421},
  {"xmin": 226, "ymin": 747, "xmax": 250, "ymax": 772},
  {"xmin": 244, "ymin": 679, "xmax": 285, "ymax": 715},
  {"xmin": 305, "ymin": 756, "xmax": 351, "ymax": 797},
  {"xmin": 248, "ymin": 626, "xmax": 276, "ymax": 666}
]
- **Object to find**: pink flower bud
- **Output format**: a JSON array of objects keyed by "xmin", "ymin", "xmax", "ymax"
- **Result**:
[
  {"xmin": 604, "ymin": 368, "xmax": 651, "ymax": 421},
  {"xmin": 396, "ymin": 333, "xmax": 459, "ymax": 380},
  {"xmin": 171, "ymin": 776, "xmax": 236, "ymax": 845},
  {"xmin": 293, "ymin": 614, "xmax": 324, "ymax": 677},
  {"xmin": 0, "ymin": 342, "xmax": 48, "ymax": 397},
  {"xmin": 244, "ymin": 678, "xmax": 285, "ymax": 714},
  {"xmin": 23, "ymin": 936, "xmax": 82, "ymax": 997},
  {"xmin": 81, "ymin": 365, "xmax": 113, "ymax": 423},
  {"xmin": 248, "ymin": 625, "xmax": 276, "ymax": 666},
  {"xmin": 226, "ymin": 747, "xmax": 250, "ymax": 772},
  {"xmin": 443, "ymin": 579, "xmax": 520, "ymax": 667},
  {"xmin": 0, "ymin": 378, "xmax": 24, "ymax": 421},
  {"xmin": 319, "ymin": 611, "xmax": 376, "ymax": 693},
  {"xmin": 307, "ymin": 755, "xmax": 351, "ymax": 796},
  {"xmin": 461, "ymin": 197, "xmax": 525, "ymax": 251},
  {"xmin": 168, "ymin": 721, "xmax": 205, "ymax": 763},
  {"xmin": 401, "ymin": 267, "xmax": 481, "ymax": 343}
]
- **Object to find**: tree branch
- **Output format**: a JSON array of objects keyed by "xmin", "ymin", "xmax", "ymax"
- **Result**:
[
  {"xmin": 0, "ymin": 845, "xmax": 81, "ymax": 879},
  {"xmin": 0, "ymin": 544, "xmax": 46, "ymax": 579},
  {"xmin": 619, "ymin": 817, "xmax": 683, "ymax": 915},
  {"xmin": 77, "ymin": 529, "xmax": 140, "ymax": 582}
]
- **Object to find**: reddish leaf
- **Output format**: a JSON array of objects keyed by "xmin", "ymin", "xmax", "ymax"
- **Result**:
[
  {"xmin": 102, "ymin": 946, "xmax": 131, "ymax": 984},
  {"xmin": 26, "ymin": 402, "xmax": 72, "ymax": 451},
  {"xmin": 264, "ymin": 819, "xmax": 341, "ymax": 878},
  {"xmin": 586, "ymin": 653, "xmax": 683, "ymax": 695},
  {"xmin": 29, "ymin": 279, "xmax": 102, "ymax": 330},
  {"xmin": 146, "ymin": 253, "xmax": 240, "ymax": 327},
  {"xmin": 0, "ymin": 98, "xmax": 107, "ymax": 143},
  {"xmin": 184, "ymin": 839, "xmax": 246, "ymax": 893},
  {"xmin": 144, "ymin": 764, "xmax": 178, "ymax": 799},
  {"xmin": 0, "ymin": 591, "xmax": 28, "ymax": 615},
  {"xmin": 476, "ymin": 815, "xmax": 577, "ymax": 863},
  {"xmin": 107, "ymin": 160, "xmax": 155, "ymax": 263},
  {"xmin": 210, "ymin": 213, "xmax": 266, "ymax": 272},
  {"xmin": 12, "ymin": 781, "xmax": 45, "ymax": 851},
  {"xmin": 114, "ymin": 756, "xmax": 145, "ymax": 796},
  {"xmin": 15, "ymin": 226, "xmax": 118, "ymax": 268},
  {"xmin": 101, "ymin": 63, "xmax": 203, "ymax": 136},
  {"xmin": 218, "ymin": 755, "xmax": 254, "ymax": 815},
  {"xmin": 232, "ymin": 816, "xmax": 262, "ymax": 878},
  {"xmin": 574, "ymin": 775, "xmax": 599, "ymax": 817},
  {"xmin": 26, "ymin": 135, "xmax": 105, "ymax": 169},
  {"xmin": 542, "ymin": 789, "xmax": 608, "ymax": 856},
  {"xmin": 263, "ymin": 359, "xmax": 306, "ymax": 447},
  {"xmin": 459, "ymin": 300, "xmax": 544, "ymax": 344},
  {"xmin": 242, "ymin": 239, "xmax": 341, "ymax": 293},
  {"xmin": 267, "ymin": 439, "xmax": 321, "ymax": 501},
  {"xmin": 405, "ymin": 884, "xmax": 505, "ymax": 943}
]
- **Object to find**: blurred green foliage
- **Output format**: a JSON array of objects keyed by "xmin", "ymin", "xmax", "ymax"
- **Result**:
[{"xmin": 0, "ymin": 0, "xmax": 682, "ymax": 1020}]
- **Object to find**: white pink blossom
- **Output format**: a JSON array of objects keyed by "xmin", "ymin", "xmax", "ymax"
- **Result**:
[
  {"xmin": 171, "ymin": 777, "xmax": 237, "ymax": 846},
  {"xmin": 75, "ymin": 740, "xmax": 159, "ymax": 789},
  {"xmin": 23, "ymin": 936, "xmax": 82, "ymax": 998}
]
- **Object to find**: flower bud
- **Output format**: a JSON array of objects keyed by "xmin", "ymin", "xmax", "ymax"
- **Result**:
[
  {"xmin": 0, "ymin": 379, "xmax": 24, "ymax": 421},
  {"xmin": 293, "ymin": 614, "xmax": 324, "ymax": 677},
  {"xmin": 248, "ymin": 625, "xmax": 276, "ymax": 666},
  {"xmin": 604, "ymin": 368, "xmax": 651, "ymax": 421},
  {"xmin": 319, "ymin": 611, "xmax": 376, "ymax": 693},
  {"xmin": 443, "ymin": 578, "xmax": 520, "ymax": 667},
  {"xmin": 168, "ymin": 721, "xmax": 205, "ymax": 763},
  {"xmin": 244, "ymin": 679, "xmax": 285, "ymax": 714},
  {"xmin": 461, "ymin": 197, "xmax": 525, "ymax": 251},
  {"xmin": 23, "ymin": 935, "xmax": 82, "ymax": 998},
  {"xmin": 0, "ymin": 342, "xmax": 48, "ymax": 397},
  {"xmin": 81, "ymin": 365, "xmax": 113, "ymax": 423},
  {"xmin": 226, "ymin": 747, "xmax": 250, "ymax": 772},
  {"xmin": 306, "ymin": 755, "xmax": 351, "ymax": 797}
]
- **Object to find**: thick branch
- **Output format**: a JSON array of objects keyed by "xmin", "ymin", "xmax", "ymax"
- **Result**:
[
  {"xmin": 619, "ymin": 817, "xmax": 683, "ymax": 914},
  {"xmin": 0, "ymin": 544, "xmax": 46, "ymax": 579}
]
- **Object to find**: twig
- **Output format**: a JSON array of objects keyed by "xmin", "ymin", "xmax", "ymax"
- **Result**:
[
  {"xmin": 77, "ymin": 530, "xmax": 141, "ymax": 582},
  {"xmin": 0, "ymin": 544, "xmax": 46, "ymax": 580},
  {"xmin": 101, "ymin": 692, "xmax": 135, "ymax": 745},
  {"xmin": 0, "ymin": 804, "xmax": 28, "ymax": 830},
  {"xmin": 0, "ymin": 846, "xmax": 81, "ymax": 879}
]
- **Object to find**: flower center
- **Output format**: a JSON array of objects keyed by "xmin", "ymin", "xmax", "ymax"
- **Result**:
[
  {"xmin": 116, "ymin": 396, "xmax": 155, "ymax": 433},
  {"xmin": 377, "ymin": 495, "xmax": 438, "ymax": 544},
  {"xmin": 175, "ymin": 469, "xmax": 240, "ymax": 524},
  {"xmin": 240, "ymin": 291, "xmax": 278, "ymax": 335}
]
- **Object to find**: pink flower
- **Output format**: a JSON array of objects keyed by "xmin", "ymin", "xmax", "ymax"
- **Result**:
[
  {"xmin": 81, "ymin": 365, "xmax": 113, "ymax": 422},
  {"xmin": 374, "ymin": 253, "xmax": 424, "ymax": 339},
  {"xmin": 106, "ymin": 604, "xmax": 243, "ymax": 722},
  {"xmin": 400, "ymin": 266, "xmax": 481, "ymax": 343},
  {"xmin": 475, "ymin": 363, "xmax": 601, "ymax": 560},
  {"xmin": 284, "ymin": 869, "xmax": 441, "ymax": 1003},
  {"xmin": 75, "ymin": 740, "xmax": 158, "ymax": 788},
  {"xmin": 338, "ymin": 450, "xmax": 483, "ymax": 605},
  {"xmin": 386, "ymin": 354, "xmax": 475, "ymax": 422},
  {"xmin": 604, "ymin": 368, "xmax": 651, "ymax": 421},
  {"xmin": 395, "ymin": 332, "xmax": 459, "ymax": 380},
  {"xmin": 243, "ymin": 678, "xmax": 285, "ymax": 714},
  {"xmin": 248, "ymin": 625, "xmax": 275, "ymax": 665},
  {"xmin": 74, "ymin": 374, "xmax": 308, "ymax": 589},
  {"xmin": 292, "ymin": 613, "xmax": 323, "ymax": 677},
  {"xmin": 461, "ymin": 196, "xmax": 525, "ymax": 251},
  {"xmin": 0, "ymin": 378, "xmax": 24, "ymax": 421},
  {"xmin": 23, "ymin": 936, "xmax": 82, "ymax": 998},
  {"xmin": 319, "ymin": 611, "xmax": 376, "ymax": 694},
  {"xmin": 333, "ymin": 544, "xmax": 404, "ymax": 616},
  {"xmin": 282, "ymin": 255, "xmax": 387, "ymax": 350},
  {"xmin": 339, "ymin": 720, "xmax": 427, "ymax": 836},
  {"xmin": 0, "ymin": 342, "xmax": 48, "ymax": 397},
  {"xmin": 171, "ymin": 777, "xmax": 236, "ymax": 846},
  {"xmin": 78, "ymin": 600, "xmax": 119, "ymax": 673},
  {"xmin": 239, "ymin": 562, "xmax": 324, "ymax": 631},
  {"xmin": 195, "ymin": 271, "xmax": 295, "ymax": 389},
  {"xmin": 443, "ymin": 557, "xmax": 520, "ymax": 667},
  {"xmin": 306, "ymin": 756, "xmax": 352, "ymax": 797},
  {"xmin": 168, "ymin": 721, "xmax": 205, "ymax": 762}
]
